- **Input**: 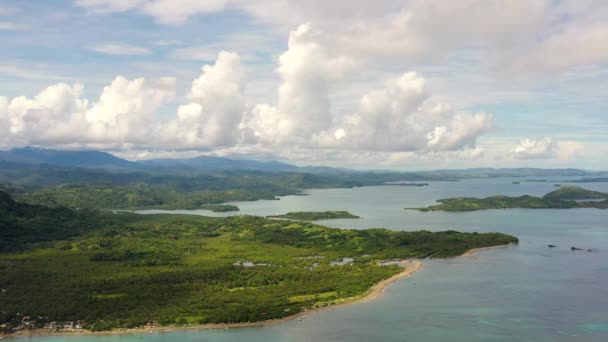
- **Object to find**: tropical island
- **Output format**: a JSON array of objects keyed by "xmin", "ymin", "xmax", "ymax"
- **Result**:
[
  {"xmin": 411, "ymin": 186, "xmax": 608, "ymax": 212},
  {"xmin": 267, "ymin": 211, "xmax": 360, "ymax": 221},
  {"xmin": 0, "ymin": 190, "xmax": 517, "ymax": 334}
]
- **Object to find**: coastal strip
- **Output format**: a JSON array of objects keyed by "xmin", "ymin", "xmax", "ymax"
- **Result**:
[
  {"xmin": 11, "ymin": 244, "xmax": 513, "ymax": 338},
  {"xmin": 463, "ymin": 243, "xmax": 513, "ymax": 257},
  {"xmin": 10, "ymin": 260, "xmax": 423, "ymax": 338}
]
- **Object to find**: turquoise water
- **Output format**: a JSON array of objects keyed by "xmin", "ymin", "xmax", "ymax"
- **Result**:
[{"xmin": 28, "ymin": 178, "xmax": 608, "ymax": 341}]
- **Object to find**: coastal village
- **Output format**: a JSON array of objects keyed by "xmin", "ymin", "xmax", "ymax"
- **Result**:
[{"xmin": 1, "ymin": 314, "xmax": 88, "ymax": 334}]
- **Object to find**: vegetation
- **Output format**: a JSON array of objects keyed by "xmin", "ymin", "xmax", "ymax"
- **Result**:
[
  {"xmin": 412, "ymin": 186, "xmax": 608, "ymax": 212},
  {"xmin": 12, "ymin": 183, "xmax": 290, "ymax": 210},
  {"xmin": 0, "ymin": 191, "xmax": 516, "ymax": 332},
  {"xmin": 0, "ymin": 162, "xmax": 461, "ymax": 211},
  {"xmin": 199, "ymin": 204, "xmax": 240, "ymax": 212},
  {"xmin": 268, "ymin": 211, "xmax": 360, "ymax": 221},
  {"xmin": 543, "ymin": 186, "xmax": 608, "ymax": 200}
]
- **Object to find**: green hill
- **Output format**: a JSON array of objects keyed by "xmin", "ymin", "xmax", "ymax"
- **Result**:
[{"xmin": 543, "ymin": 186, "xmax": 608, "ymax": 200}]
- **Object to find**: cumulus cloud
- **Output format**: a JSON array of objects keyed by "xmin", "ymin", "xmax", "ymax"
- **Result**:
[
  {"xmin": 90, "ymin": 43, "xmax": 152, "ymax": 56},
  {"xmin": 510, "ymin": 137, "xmax": 583, "ymax": 160},
  {"xmin": 510, "ymin": 138, "xmax": 558, "ymax": 159},
  {"xmin": 160, "ymin": 51, "xmax": 246, "ymax": 147},
  {"xmin": 332, "ymin": 72, "xmax": 494, "ymax": 151},
  {"xmin": 2, "ymin": 76, "xmax": 175, "ymax": 149},
  {"xmin": 1, "ymin": 24, "xmax": 493, "ymax": 156},
  {"xmin": 242, "ymin": 23, "xmax": 355, "ymax": 145}
]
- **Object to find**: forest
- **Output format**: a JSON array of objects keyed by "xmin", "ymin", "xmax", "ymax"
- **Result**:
[{"xmin": 0, "ymin": 190, "xmax": 517, "ymax": 331}]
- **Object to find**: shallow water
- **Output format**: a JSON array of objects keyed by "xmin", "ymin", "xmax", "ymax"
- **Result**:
[{"xmin": 30, "ymin": 178, "xmax": 608, "ymax": 341}]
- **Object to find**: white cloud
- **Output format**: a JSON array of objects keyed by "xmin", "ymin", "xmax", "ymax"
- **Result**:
[
  {"xmin": 1, "ymin": 24, "xmax": 494, "ymax": 157},
  {"xmin": 161, "ymin": 51, "xmax": 246, "ymax": 147},
  {"xmin": 141, "ymin": 0, "xmax": 228, "ymax": 25},
  {"xmin": 76, "ymin": 0, "xmax": 228, "ymax": 25},
  {"xmin": 333, "ymin": 72, "xmax": 494, "ymax": 152},
  {"xmin": 243, "ymin": 23, "xmax": 355, "ymax": 145},
  {"xmin": 2, "ymin": 76, "xmax": 175, "ymax": 149},
  {"xmin": 0, "ymin": 96, "xmax": 9, "ymax": 147},
  {"xmin": 511, "ymin": 138, "xmax": 558, "ymax": 159},
  {"xmin": 510, "ymin": 137, "xmax": 583, "ymax": 161},
  {"xmin": 90, "ymin": 43, "xmax": 152, "ymax": 56},
  {"xmin": 74, "ymin": 0, "xmax": 145, "ymax": 13}
]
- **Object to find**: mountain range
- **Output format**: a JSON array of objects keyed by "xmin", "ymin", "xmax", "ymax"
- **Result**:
[{"xmin": 1, "ymin": 147, "xmax": 606, "ymax": 177}]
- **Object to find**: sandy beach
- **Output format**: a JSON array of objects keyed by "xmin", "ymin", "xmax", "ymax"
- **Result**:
[{"xmin": 463, "ymin": 243, "xmax": 513, "ymax": 257}]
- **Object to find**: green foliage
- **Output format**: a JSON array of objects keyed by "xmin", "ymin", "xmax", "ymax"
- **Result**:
[
  {"xmin": 0, "ymin": 190, "xmax": 106, "ymax": 252},
  {"xmin": 414, "ymin": 187, "xmax": 608, "ymax": 212},
  {"xmin": 0, "ymin": 192, "xmax": 516, "ymax": 331},
  {"xmin": 199, "ymin": 204, "xmax": 240, "ymax": 212},
  {"xmin": 543, "ymin": 186, "xmax": 608, "ymax": 200},
  {"xmin": 268, "ymin": 211, "xmax": 360, "ymax": 221}
]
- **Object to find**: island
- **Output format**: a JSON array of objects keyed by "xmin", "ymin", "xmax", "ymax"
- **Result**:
[
  {"xmin": 0, "ymin": 190, "xmax": 517, "ymax": 334},
  {"xmin": 199, "ymin": 204, "xmax": 240, "ymax": 212},
  {"xmin": 267, "ymin": 211, "xmax": 360, "ymax": 221},
  {"xmin": 410, "ymin": 186, "xmax": 608, "ymax": 212}
]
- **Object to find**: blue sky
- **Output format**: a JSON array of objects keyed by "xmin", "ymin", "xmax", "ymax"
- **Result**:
[{"xmin": 1, "ymin": 0, "xmax": 607, "ymax": 169}]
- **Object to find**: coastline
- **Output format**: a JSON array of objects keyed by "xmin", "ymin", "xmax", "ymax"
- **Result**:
[
  {"xmin": 462, "ymin": 243, "xmax": 513, "ymax": 257},
  {"xmin": 8, "ymin": 244, "xmax": 510, "ymax": 339},
  {"xmin": 8, "ymin": 260, "xmax": 423, "ymax": 339}
]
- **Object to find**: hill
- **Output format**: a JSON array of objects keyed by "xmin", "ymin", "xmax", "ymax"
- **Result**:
[
  {"xmin": 0, "ymin": 147, "xmax": 139, "ymax": 170},
  {"xmin": 543, "ymin": 186, "xmax": 608, "ymax": 200}
]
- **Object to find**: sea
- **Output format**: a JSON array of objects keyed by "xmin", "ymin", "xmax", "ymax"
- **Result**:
[{"xmin": 26, "ymin": 178, "xmax": 608, "ymax": 341}]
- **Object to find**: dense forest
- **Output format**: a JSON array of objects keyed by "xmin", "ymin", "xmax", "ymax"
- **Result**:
[{"xmin": 0, "ymin": 191, "xmax": 517, "ymax": 332}]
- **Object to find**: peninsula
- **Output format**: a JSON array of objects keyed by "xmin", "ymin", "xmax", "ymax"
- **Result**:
[
  {"xmin": 0, "ymin": 191, "xmax": 516, "ymax": 334},
  {"xmin": 267, "ymin": 211, "xmax": 360, "ymax": 221}
]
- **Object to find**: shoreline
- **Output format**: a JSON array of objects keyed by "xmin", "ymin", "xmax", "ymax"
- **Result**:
[
  {"xmin": 8, "ymin": 260, "xmax": 423, "ymax": 339},
  {"xmin": 8, "ymin": 244, "xmax": 510, "ymax": 339},
  {"xmin": 462, "ymin": 243, "xmax": 513, "ymax": 257}
]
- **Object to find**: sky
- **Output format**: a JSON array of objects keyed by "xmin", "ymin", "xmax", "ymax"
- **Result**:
[{"xmin": 0, "ymin": 0, "xmax": 607, "ymax": 170}]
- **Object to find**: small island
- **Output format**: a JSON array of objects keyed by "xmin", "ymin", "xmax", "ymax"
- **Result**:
[
  {"xmin": 268, "ymin": 211, "xmax": 360, "ymax": 221},
  {"xmin": 200, "ymin": 204, "xmax": 240, "ymax": 212},
  {"xmin": 410, "ymin": 186, "xmax": 608, "ymax": 212}
]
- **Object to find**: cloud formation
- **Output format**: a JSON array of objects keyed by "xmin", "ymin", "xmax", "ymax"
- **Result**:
[
  {"xmin": 510, "ymin": 138, "xmax": 583, "ymax": 160},
  {"xmin": 333, "ymin": 73, "xmax": 494, "ymax": 151},
  {"xmin": 74, "ymin": 0, "xmax": 608, "ymax": 75},
  {"xmin": 75, "ymin": 0, "xmax": 227, "ymax": 25},
  {"xmin": 90, "ymin": 43, "xmax": 152, "ymax": 56},
  {"xmin": 0, "ymin": 24, "xmax": 497, "ymax": 157}
]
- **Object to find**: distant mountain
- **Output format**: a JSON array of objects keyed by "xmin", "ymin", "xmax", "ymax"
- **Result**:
[
  {"xmin": 140, "ymin": 155, "xmax": 298, "ymax": 172},
  {"xmin": 0, "ymin": 147, "xmax": 350, "ymax": 174},
  {"xmin": 0, "ymin": 147, "xmax": 140, "ymax": 170},
  {"xmin": 421, "ymin": 168, "xmax": 608, "ymax": 178}
]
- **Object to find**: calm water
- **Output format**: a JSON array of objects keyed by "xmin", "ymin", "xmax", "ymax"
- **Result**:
[{"xmin": 28, "ymin": 178, "xmax": 608, "ymax": 341}]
